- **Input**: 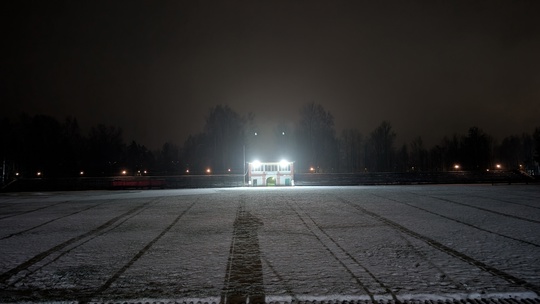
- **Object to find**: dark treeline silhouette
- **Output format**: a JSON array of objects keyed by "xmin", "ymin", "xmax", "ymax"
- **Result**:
[
  {"xmin": 0, "ymin": 113, "xmax": 181, "ymax": 179},
  {"xmin": 1, "ymin": 105, "xmax": 540, "ymax": 181}
]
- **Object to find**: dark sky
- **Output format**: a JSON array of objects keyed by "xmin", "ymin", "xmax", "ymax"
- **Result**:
[{"xmin": 2, "ymin": 0, "xmax": 539, "ymax": 149}]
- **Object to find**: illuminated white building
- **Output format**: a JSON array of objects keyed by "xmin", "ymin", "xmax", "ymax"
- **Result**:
[{"xmin": 248, "ymin": 160, "xmax": 294, "ymax": 186}]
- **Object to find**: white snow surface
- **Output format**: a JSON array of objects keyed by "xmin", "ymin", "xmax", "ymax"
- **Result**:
[{"xmin": 0, "ymin": 185, "xmax": 539, "ymax": 303}]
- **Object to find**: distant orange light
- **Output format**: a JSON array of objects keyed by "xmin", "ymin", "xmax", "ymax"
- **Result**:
[
  {"xmin": 206, "ymin": 168, "xmax": 211, "ymax": 173},
  {"xmin": 121, "ymin": 170, "xmax": 127, "ymax": 175},
  {"xmin": 309, "ymin": 167, "xmax": 315, "ymax": 172}
]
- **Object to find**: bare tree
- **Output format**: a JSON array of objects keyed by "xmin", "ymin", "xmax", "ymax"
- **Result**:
[
  {"xmin": 410, "ymin": 136, "xmax": 428, "ymax": 171},
  {"xmin": 339, "ymin": 128, "xmax": 363, "ymax": 172},
  {"xmin": 204, "ymin": 105, "xmax": 247, "ymax": 173},
  {"xmin": 367, "ymin": 121, "xmax": 396, "ymax": 172},
  {"xmin": 296, "ymin": 102, "xmax": 338, "ymax": 172},
  {"xmin": 461, "ymin": 126, "xmax": 493, "ymax": 170}
]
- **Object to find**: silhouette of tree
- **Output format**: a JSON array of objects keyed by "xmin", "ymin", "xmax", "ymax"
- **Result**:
[
  {"xmin": 156, "ymin": 142, "xmax": 179, "ymax": 174},
  {"xmin": 395, "ymin": 144, "xmax": 409, "ymax": 172},
  {"xmin": 339, "ymin": 128, "xmax": 363, "ymax": 172},
  {"xmin": 367, "ymin": 121, "xmax": 396, "ymax": 172},
  {"xmin": 296, "ymin": 102, "xmax": 337, "ymax": 172},
  {"xmin": 409, "ymin": 137, "xmax": 428, "ymax": 171},
  {"xmin": 204, "ymin": 105, "xmax": 247, "ymax": 173},
  {"xmin": 126, "ymin": 141, "xmax": 154, "ymax": 174},
  {"xmin": 461, "ymin": 127, "xmax": 493, "ymax": 170},
  {"xmin": 533, "ymin": 127, "xmax": 540, "ymax": 164},
  {"xmin": 181, "ymin": 133, "xmax": 211, "ymax": 174},
  {"xmin": 86, "ymin": 124, "xmax": 125, "ymax": 175},
  {"xmin": 60, "ymin": 117, "xmax": 84, "ymax": 175}
]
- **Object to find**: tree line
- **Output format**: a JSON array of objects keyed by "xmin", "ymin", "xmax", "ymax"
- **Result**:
[{"xmin": 1, "ymin": 104, "xmax": 540, "ymax": 180}]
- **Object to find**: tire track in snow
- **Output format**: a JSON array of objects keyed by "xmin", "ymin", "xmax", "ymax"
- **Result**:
[
  {"xmin": 0, "ymin": 198, "xmax": 161, "ymax": 286},
  {"xmin": 287, "ymin": 200, "xmax": 396, "ymax": 302},
  {"xmin": 336, "ymin": 196, "xmax": 540, "ymax": 295},
  {"xmin": 0, "ymin": 200, "xmax": 70, "ymax": 220},
  {"xmin": 370, "ymin": 193, "xmax": 540, "ymax": 248},
  {"xmin": 86, "ymin": 199, "xmax": 197, "ymax": 301},
  {"xmin": 412, "ymin": 193, "xmax": 540, "ymax": 224},
  {"xmin": 469, "ymin": 195, "xmax": 540, "ymax": 211},
  {"xmin": 261, "ymin": 254, "xmax": 298, "ymax": 302},
  {"xmin": 6, "ymin": 198, "xmax": 157, "ymax": 288},
  {"xmin": 0, "ymin": 200, "xmax": 112, "ymax": 240},
  {"xmin": 389, "ymin": 226, "xmax": 468, "ymax": 292}
]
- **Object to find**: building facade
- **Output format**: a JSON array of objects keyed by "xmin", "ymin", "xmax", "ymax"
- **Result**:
[{"xmin": 248, "ymin": 161, "xmax": 294, "ymax": 186}]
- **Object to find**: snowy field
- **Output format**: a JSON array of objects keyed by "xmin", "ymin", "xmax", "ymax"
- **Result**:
[{"xmin": 0, "ymin": 185, "xmax": 539, "ymax": 303}]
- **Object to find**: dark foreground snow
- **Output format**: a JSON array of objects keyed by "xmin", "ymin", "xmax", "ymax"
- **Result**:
[{"xmin": 0, "ymin": 185, "xmax": 539, "ymax": 303}]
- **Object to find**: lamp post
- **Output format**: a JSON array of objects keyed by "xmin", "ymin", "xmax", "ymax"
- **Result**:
[{"xmin": 243, "ymin": 132, "xmax": 258, "ymax": 186}]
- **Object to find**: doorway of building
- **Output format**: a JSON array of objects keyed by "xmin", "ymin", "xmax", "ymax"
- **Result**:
[{"xmin": 266, "ymin": 176, "xmax": 275, "ymax": 186}]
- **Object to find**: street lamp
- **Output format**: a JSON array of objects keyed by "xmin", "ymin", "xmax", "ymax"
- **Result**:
[{"xmin": 243, "ymin": 132, "xmax": 258, "ymax": 185}]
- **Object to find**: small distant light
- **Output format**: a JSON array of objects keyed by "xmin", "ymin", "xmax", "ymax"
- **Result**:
[
  {"xmin": 143, "ymin": 170, "xmax": 147, "ymax": 174},
  {"xmin": 228, "ymin": 168, "xmax": 231, "ymax": 172},
  {"xmin": 15, "ymin": 172, "xmax": 19, "ymax": 176},
  {"xmin": 254, "ymin": 132, "xmax": 258, "ymax": 136},
  {"xmin": 206, "ymin": 168, "xmax": 211, "ymax": 173},
  {"xmin": 496, "ymin": 164, "xmax": 501, "ymax": 169},
  {"xmin": 282, "ymin": 131, "xmax": 285, "ymax": 135},
  {"xmin": 310, "ymin": 167, "xmax": 315, "ymax": 172},
  {"xmin": 186, "ymin": 169, "xmax": 190, "ymax": 173},
  {"xmin": 80, "ymin": 171, "xmax": 84, "ymax": 175},
  {"xmin": 121, "ymin": 170, "xmax": 127, "ymax": 175},
  {"xmin": 454, "ymin": 164, "xmax": 460, "ymax": 170},
  {"xmin": 37, "ymin": 172, "xmax": 42, "ymax": 176},
  {"xmin": 486, "ymin": 169, "xmax": 490, "ymax": 172}
]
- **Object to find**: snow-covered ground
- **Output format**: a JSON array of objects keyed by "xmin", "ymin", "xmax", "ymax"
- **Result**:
[{"xmin": 0, "ymin": 185, "xmax": 539, "ymax": 303}]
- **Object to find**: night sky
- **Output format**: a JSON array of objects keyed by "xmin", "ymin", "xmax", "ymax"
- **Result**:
[{"xmin": 2, "ymin": 0, "xmax": 539, "ymax": 149}]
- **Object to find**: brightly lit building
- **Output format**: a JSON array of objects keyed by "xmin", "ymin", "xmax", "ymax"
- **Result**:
[{"xmin": 248, "ymin": 160, "xmax": 294, "ymax": 186}]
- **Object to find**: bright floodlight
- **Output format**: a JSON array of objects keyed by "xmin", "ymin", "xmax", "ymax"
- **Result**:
[
  {"xmin": 280, "ymin": 159, "xmax": 289, "ymax": 167},
  {"xmin": 252, "ymin": 160, "xmax": 261, "ymax": 167}
]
